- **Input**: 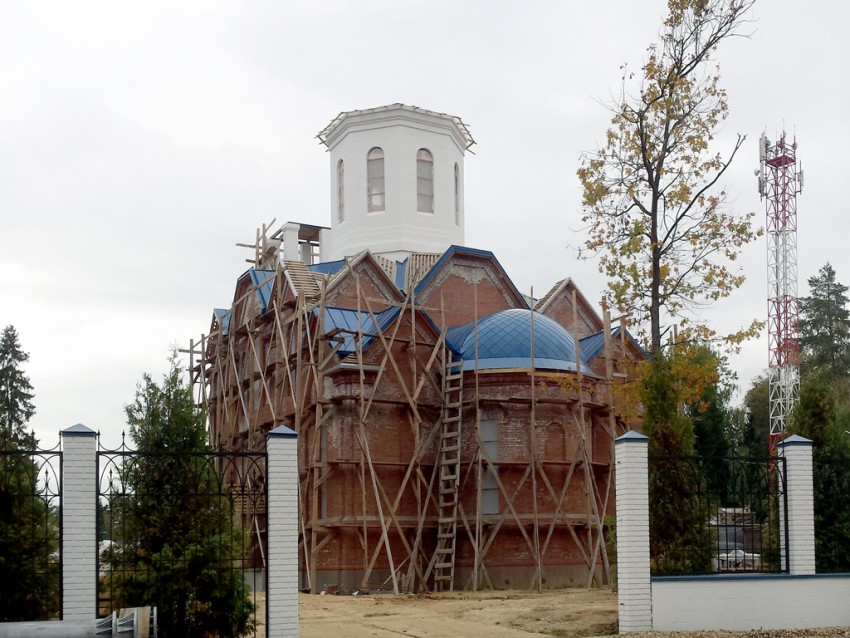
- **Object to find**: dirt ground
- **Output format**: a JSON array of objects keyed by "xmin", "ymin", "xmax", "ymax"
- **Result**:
[
  {"xmin": 292, "ymin": 588, "xmax": 850, "ymax": 638},
  {"xmin": 298, "ymin": 587, "xmax": 616, "ymax": 637}
]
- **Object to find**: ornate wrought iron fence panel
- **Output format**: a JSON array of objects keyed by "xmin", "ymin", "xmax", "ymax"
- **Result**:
[
  {"xmin": 98, "ymin": 437, "xmax": 267, "ymax": 637},
  {"xmin": 648, "ymin": 455, "xmax": 786, "ymax": 576},
  {"xmin": 0, "ymin": 438, "xmax": 62, "ymax": 621},
  {"xmin": 812, "ymin": 454, "xmax": 850, "ymax": 573}
]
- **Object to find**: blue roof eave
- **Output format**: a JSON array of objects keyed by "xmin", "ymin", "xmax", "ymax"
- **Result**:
[
  {"xmin": 316, "ymin": 305, "xmax": 403, "ymax": 355},
  {"xmin": 461, "ymin": 357, "xmax": 594, "ymax": 375}
]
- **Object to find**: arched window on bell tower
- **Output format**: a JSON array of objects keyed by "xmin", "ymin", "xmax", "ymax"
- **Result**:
[
  {"xmin": 454, "ymin": 162, "xmax": 460, "ymax": 225},
  {"xmin": 367, "ymin": 147, "xmax": 385, "ymax": 213},
  {"xmin": 417, "ymin": 148, "xmax": 433, "ymax": 214},
  {"xmin": 337, "ymin": 159, "xmax": 345, "ymax": 223}
]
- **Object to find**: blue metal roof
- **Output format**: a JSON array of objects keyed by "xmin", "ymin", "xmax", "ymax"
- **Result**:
[
  {"xmin": 445, "ymin": 309, "xmax": 592, "ymax": 373},
  {"xmin": 578, "ymin": 330, "xmax": 608, "ymax": 362},
  {"xmin": 395, "ymin": 258, "xmax": 408, "ymax": 291},
  {"xmin": 248, "ymin": 269, "xmax": 276, "ymax": 314},
  {"xmin": 579, "ymin": 326, "xmax": 648, "ymax": 361},
  {"xmin": 314, "ymin": 306, "xmax": 401, "ymax": 355},
  {"xmin": 308, "ymin": 260, "xmax": 346, "ymax": 276},
  {"xmin": 214, "ymin": 308, "xmax": 231, "ymax": 336}
]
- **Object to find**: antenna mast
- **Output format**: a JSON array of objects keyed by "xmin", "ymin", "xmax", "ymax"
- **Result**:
[{"xmin": 757, "ymin": 131, "xmax": 803, "ymax": 456}]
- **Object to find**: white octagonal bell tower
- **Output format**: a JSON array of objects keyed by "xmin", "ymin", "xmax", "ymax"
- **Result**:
[{"xmin": 317, "ymin": 104, "xmax": 475, "ymax": 262}]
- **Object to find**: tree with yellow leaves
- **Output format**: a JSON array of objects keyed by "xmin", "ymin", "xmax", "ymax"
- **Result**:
[{"xmin": 578, "ymin": 0, "xmax": 760, "ymax": 355}]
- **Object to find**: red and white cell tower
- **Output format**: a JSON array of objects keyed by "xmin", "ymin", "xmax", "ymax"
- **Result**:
[{"xmin": 757, "ymin": 131, "xmax": 803, "ymax": 456}]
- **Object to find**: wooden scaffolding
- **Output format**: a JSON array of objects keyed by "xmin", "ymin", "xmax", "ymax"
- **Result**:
[{"xmin": 185, "ymin": 228, "xmax": 638, "ymax": 594}]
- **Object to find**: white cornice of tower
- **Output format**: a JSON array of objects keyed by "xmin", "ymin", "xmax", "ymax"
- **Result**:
[{"xmin": 317, "ymin": 103, "xmax": 475, "ymax": 154}]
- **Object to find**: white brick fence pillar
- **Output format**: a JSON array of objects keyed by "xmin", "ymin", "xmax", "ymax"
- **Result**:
[
  {"xmin": 615, "ymin": 430, "xmax": 652, "ymax": 633},
  {"xmin": 61, "ymin": 423, "xmax": 97, "ymax": 621},
  {"xmin": 777, "ymin": 434, "xmax": 815, "ymax": 575},
  {"xmin": 267, "ymin": 425, "xmax": 299, "ymax": 637}
]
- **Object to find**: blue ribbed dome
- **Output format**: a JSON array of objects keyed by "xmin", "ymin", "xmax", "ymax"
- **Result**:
[{"xmin": 445, "ymin": 309, "xmax": 592, "ymax": 373}]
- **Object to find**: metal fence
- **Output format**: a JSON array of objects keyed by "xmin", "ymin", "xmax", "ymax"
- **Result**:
[
  {"xmin": 97, "ymin": 436, "xmax": 267, "ymax": 637},
  {"xmin": 0, "ymin": 437, "xmax": 62, "ymax": 621},
  {"xmin": 812, "ymin": 454, "xmax": 850, "ymax": 573},
  {"xmin": 648, "ymin": 455, "xmax": 787, "ymax": 576}
]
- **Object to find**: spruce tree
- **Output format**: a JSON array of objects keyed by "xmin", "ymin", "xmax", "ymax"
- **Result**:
[
  {"xmin": 644, "ymin": 354, "xmax": 713, "ymax": 574},
  {"xmin": 0, "ymin": 325, "xmax": 57, "ymax": 620},
  {"xmin": 688, "ymin": 348, "xmax": 733, "ymax": 505},
  {"xmin": 791, "ymin": 377, "xmax": 850, "ymax": 572},
  {"xmin": 105, "ymin": 353, "xmax": 255, "ymax": 637},
  {"xmin": 0, "ymin": 325, "xmax": 36, "ymax": 442},
  {"xmin": 741, "ymin": 375, "xmax": 770, "ymax": 458},
  {"xmin": 800, "ymin": 263, "xmax": 850, "ymax": 378}
]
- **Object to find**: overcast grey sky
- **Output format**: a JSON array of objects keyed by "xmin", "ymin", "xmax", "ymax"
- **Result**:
[{"xmin": 3, "ymin": 1, "xmax": 848, "ymax": 446}]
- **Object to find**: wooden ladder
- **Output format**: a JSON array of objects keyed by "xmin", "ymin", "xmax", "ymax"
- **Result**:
[{"xmin": 433, "ymin": 357, "xmax": 463, "ymax": 590}]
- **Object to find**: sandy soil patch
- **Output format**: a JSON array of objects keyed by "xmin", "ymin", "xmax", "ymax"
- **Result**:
[
  {"xmin": 298, "ymin": 588, "xmax": 617, "ymax": 638},
  {"xmin": 296, "ymin": 588, "xmax": 850, "ymax": 638}
]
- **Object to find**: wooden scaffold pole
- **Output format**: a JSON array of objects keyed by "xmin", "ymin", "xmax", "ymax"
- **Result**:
[
  {"xmin": 473, "ymin": 285, "xmax": 482, "ymax": 591},
  {"xmin": 571, "ymin": 289, "xmax": 605, "ymax": 587},
  {"xmin": 528, "ymin": 290, "xmax": 543, "ymax": 592},
  {"xmin": 354, "ymin": 272, "xmax": 399, "ymax": 594}
]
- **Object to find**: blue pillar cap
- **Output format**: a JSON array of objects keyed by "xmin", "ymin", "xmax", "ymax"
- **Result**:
[
  {"xmin": 777, "ymin": 434, "xmax": 813, "ymax": 448},
  {"xmin": 268, "ymin": 424, "xmax": 297, "ymax": 438},
  {"xmin": 61, "ymin": 423, "xmax": 96, "ymax": 436},
  {"xmin": 615, "ymin": 430, "xmax": 649, "ymax": 444}
]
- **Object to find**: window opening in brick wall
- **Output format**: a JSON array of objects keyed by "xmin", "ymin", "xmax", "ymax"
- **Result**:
[{"xmin": 481, "ymin": 411, "xmax": 499, "ymax": 515}]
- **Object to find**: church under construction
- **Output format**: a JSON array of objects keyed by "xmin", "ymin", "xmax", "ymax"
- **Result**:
[{"xmin": 187, "ymin": 104, "xmax": 645, "ymax": 594}]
